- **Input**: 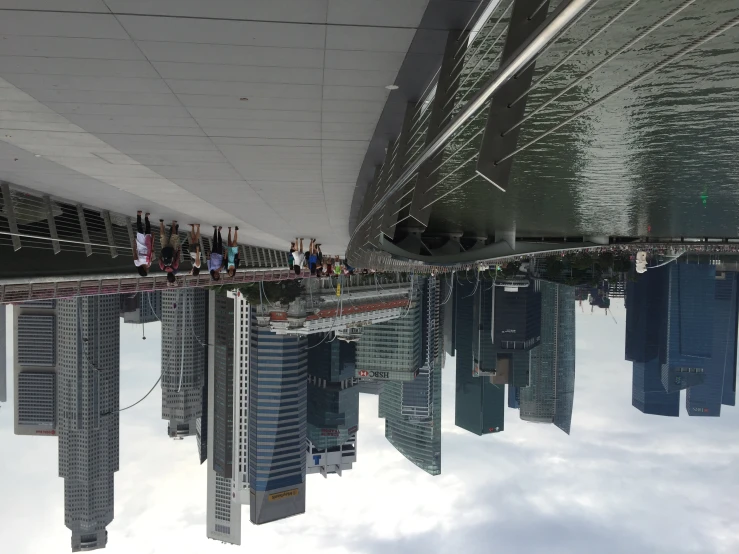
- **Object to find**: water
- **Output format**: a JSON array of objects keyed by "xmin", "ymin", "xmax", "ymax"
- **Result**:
[{"xmin": 429, "ymin": 0, "xmax": 739, "ymax": 239}]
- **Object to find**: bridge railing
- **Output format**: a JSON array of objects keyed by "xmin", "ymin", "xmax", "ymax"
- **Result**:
[{"xmin": 0, "ymin": 180, "xmax": 291, "ymax": 270}]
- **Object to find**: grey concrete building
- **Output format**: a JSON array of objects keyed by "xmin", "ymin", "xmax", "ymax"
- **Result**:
[
  {"xmin": 13, "ymin": 300, "xmax": 58, "ymax": 436},
  {"xmin": 161, "ymin": 289, "xmax": 207, "ymax": 437},
  {"xmin": 56, "ymin": 296, "xmax": 120, "ymax": 552},
  {"xmin": 206, "ymin": 291, "xmax": 241, "ymax": 545},
  {"xmin": 120, "ymin": 291, "xmax": 162, "ymax": 325},
  {"xmin": 0, "ymin": 304, "xmax": 6, "ymax": 404}
]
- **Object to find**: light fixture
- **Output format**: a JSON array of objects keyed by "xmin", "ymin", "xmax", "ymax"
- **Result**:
[{"xmin": 385, "ymin": 84, "xmax": 399, "ymax": 90}]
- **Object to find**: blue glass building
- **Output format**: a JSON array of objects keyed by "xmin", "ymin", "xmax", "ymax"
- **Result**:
[
  {"xmin": 632, "ymin": 359, "xmax": 679, "ymax": 417},
  {"xmin": 248, "ymin": 325, "xmax": 307, "ymax": 525},
  {"xmin": 687, "ymin": 272, "xmax": 738, "ymax": 416}
]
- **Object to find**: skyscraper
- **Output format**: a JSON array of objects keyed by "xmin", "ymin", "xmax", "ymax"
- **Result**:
[
  {"xmin": 0, "ymin": 304, "xmax": 6, "ymax": 403},
  {"xmin": 206, "ymin": 291, "xmax": 241, "ymax": 545},
  {"xmin": 120, "ymin": 291, "xmax": 161, "ymax": 324},
  {"xmin": 632, "ymin": 359, "xmax": 679, "ymax": 417},
  {"xmin": 57, "ymin": 296, "xmax": 120, "ymax": 552},
  {"xmin": 455, "ymin": 280, "xmax": 506, "ymax": 435},
  {"xmin": 161, "ymin": 289, "xmax": 207, "ymax": 437},
  {"xmin": 686, "ymin": 271, "xmax": 738, "ymax": 416},
  {"xmin": 14, "ymin": 299, "xmax": 57, "ymax": 436},
  {"xmin": 249, "ymin": 325, "xmax": 307, "ymax": 525},
  {"xmin": 380, "ymin": 277, "xmax": 442, "ymax": 475},
  {"xmin": 519, "ymin": 281, "xmax": 576, "ymax": 435},
  {"xmin": 212, "ymin": 294, "xmax": 235, "ymax": 478},
  {"xmin": 356, "ymin": 280, "xmax": 422, "ymax": 380},
  {"xmin": 307, "ymin": 338, "xmax": 358, "ymax": 477},
  {"xmin": 228, "ymin": 290, "xmax": 251, "ymax": 505}
]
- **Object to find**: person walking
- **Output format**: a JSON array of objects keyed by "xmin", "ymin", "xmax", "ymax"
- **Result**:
[
  {"xmin": 308, "ymin": 238, "xmax": 318, "ymax": 275},
  {"xmin": 132, "ymin": 211, "xmax": 153, "ymax": 276},
  {"xmin": 208, "ymin": 226, "xmax": 225, "ymax": 281},
  {"xmin": 292, "ymin": 238, "xmax": 305, "ymax": 275},
  {"xmin": 225, "ymin": 226, "xmax": 240, "ymax": 277},
  {"xmin": 188, "ymin": 224, "xmax": 202, "ymax": 275},
  {"xmin": 158, "ymin": 219, "xmax": 181, "ymax": 285}
]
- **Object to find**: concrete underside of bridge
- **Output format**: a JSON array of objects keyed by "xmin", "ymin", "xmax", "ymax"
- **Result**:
[{"xmin": 0, "ymin": 0, "xmax": 482, "ymax": 255}]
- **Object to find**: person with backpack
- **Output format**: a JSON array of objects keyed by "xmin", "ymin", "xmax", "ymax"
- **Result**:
[
  {"xmin": 132, "ymin": 211, "xmax": 153, "ymax": 276},
  {"xmin": 158, "ymin": 219, "xmax": 181, "ymax": 286},
  {"xmin": 209, "ymin": 226, "xmax": 225, "ymax": 281}
]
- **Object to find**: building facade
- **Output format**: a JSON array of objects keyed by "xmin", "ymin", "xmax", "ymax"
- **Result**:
[
  {"xmin": 161, "ymin": 289, "xmax": 207, "ymax": 437},
  {"xmin": 57, "ymin": 296, "xmax": 120, "ymax": 552},
  {"xmin": 13, "ymin": 299, "xmax": 58, "ymax": 436},
  {"xmin": 249, "ymin": 325, "xmax": 308, "ymax": 525},
  {"xmin": 206, "ymin": 291, "xmax": 241, "ymax": 545}
]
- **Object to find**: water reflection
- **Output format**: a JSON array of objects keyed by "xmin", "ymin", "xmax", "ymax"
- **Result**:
[{"xmin": 2, "ymin": 256, "xmax": 738, "ymax": 550}]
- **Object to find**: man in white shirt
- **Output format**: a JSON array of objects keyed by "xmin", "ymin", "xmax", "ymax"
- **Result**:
[
  {"xmin": 292, "ymin": 237, "xmax": 305, "ymax": 275},
  {"xmin": 132, "ymin": 211, "xmax": 153, "ymax": 276}
]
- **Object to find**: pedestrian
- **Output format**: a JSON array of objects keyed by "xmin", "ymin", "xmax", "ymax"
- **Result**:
[
  {"xmin": 288, "ymin": 241, "xmax": 296, "ymax": 268},
  {"xmin": 308, "ymin": 239, "xmax": 318, "ymax": 275},
  {"xmin": 132, "ymin": 211, "xmax": 153, "ymax": 276},
  {"xmin": 188, "ymin": 224, "xmax": 202, "ymax": 275},
  {"xmin": 292, "ymin": 238, "xmax": 305, "ymax": 275},
  {"xmin": 158, "ymin": 220, "xmax": 181, "ymax": 286},
  {"xmin": 225, "ymin": 226, "xmax": 240, "ymax": 277},
  {"xmin": 209, "ymin": 226, "xmax": 224, "ymax": 281},
  {"xmin": 333, "ymin": 255, "xmax": 342, "ymax": 277}
]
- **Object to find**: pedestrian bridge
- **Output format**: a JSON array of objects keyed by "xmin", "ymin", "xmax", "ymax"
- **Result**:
[{"xmin": 0, "ymin": 0, "xmax": 483, "ymax": 255}]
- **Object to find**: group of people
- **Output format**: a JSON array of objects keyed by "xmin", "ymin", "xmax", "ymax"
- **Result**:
[
  {"xmin": 132, "ymin": 212, "xmax": 241, "ymax": 285},
  {"xmin": 289, "ymin": 238, "xmax": 355, "ymax": 278}
]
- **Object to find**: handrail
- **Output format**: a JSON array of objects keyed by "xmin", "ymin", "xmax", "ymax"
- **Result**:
[{"xmin": 350, "ymin": 0, "xmax": 594, "ymax": 242}]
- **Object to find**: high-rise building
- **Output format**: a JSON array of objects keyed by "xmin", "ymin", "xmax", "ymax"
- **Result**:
[
  {"xmin": 455, "ymin": 279, "xmax": 506, "ymax": 435},
  {"xmin": 120, "ymin": 291, "xmax": 161, "ymax": 324},
  {"xmin": 0, "ymin": 304, "xmax": 6, "ymax": 404},
  {"xmin": 625, "ymin": 267, "xmax": 669, "ymax": 364},
  {"xmin": 519, "ymin": 281, "xmax": 576, "ymax": 434},
  {"xmin": 206, "ymin": 291, "xmax": 241, "ymax": 545},
  {"xmin": 249, "ymin": 325, "xmax": 307, "ymax": 525},
  {"xmin": 306, "ymin": 337, "xmax": 358, "ymax": 478},
  {"xmin": 57, "ymin": 296, "xmax": 120, "ymax": 552},
  {"xmin": 380, "ymin": 277, "xmax": 441, "ymax": 475},
  {"xmin": 632, "ymin": 359, "xmax": 679, "ymax": 417},
  {"xmin": 161, "ymin": 289, "xmax": 207, "ymax": 437},
  {"xmin": 472, "ymin": 279, "xmax": 541, "ymax": 380},
  {"xmin": 356, "ymin": 281, "xmax": 422, "ymax": 380},
  {"xmin": 687, "ymin": 272, "xmax": 738, "ymax": 416},
  {"xmin": 228, "ymin": 290, "xmax": 251, "ymax": 506},
  {"xmin": 662, "ymin": 263, "xmax": 715, "ymax": 382},
  {"xmin": 13, "ymin": 299, "xmax": 57, "ymax": 436},
  {"xmin": 212, "ymin": 294, "xmax": 235, "ymax": 478}
]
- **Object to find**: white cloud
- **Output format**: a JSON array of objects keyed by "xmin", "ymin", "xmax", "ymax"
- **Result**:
[{"xmin": 1, "ymin": 301, "xmax": 738, "ymax": 554}]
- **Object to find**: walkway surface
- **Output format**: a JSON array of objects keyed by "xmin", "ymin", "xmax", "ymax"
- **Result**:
[{"xmin": 0, "ymin": 0, "xmax": 436, "ymax": 254}]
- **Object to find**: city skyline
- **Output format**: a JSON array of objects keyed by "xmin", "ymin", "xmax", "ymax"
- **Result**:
[{"xmin": 2, "ymin": 263, "xmax": 738, "ymax": 552}]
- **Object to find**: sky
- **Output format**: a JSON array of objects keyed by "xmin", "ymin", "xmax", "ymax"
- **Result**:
[{"xmin": 1, "ymin": 301, "xmax": 738, "ymax": 554}]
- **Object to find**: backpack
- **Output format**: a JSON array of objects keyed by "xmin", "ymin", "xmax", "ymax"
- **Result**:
[{"xmin": 161, "ymin": 246, "xmax": 175, "ymax": 266}]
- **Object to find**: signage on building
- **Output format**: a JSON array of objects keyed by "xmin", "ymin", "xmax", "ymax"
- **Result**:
[
  {"xmin": 356, "ymin": 368, "xmax": 417, "ymax": 381},
  {"xmin": 268, "ymin": 488, "xmax": 299, "ymax": 501},
  {"xmin": 348, "ymin": 426, "xmax": 358, "ymax": 435},
  {"xmin": 320, "ymin": 428, "xmax": 339, "ymax": 436},
  {"xmin": 35, "ymin": 430, "xmax": 56, "ymax": 435},
  {"xmin": 312, "ymin": 454, "xmax": 322, "ymax": 465}
]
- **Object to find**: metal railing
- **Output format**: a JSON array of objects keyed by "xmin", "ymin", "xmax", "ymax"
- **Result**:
[
  {"xmin": 0, "ymin": 268, "xmax": 310, "ymax": 304},
  {"xmin": 0, "ymin": 180, "xmax": 291, "ymax": 270}
]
